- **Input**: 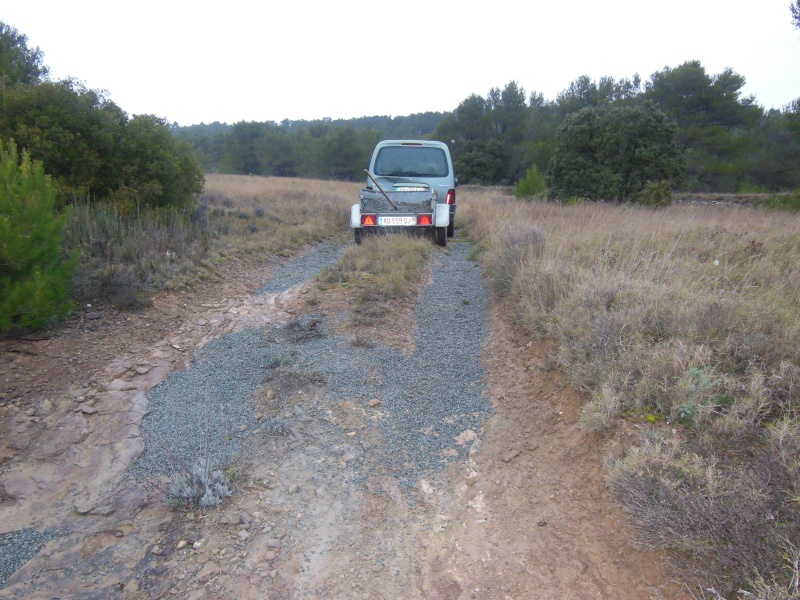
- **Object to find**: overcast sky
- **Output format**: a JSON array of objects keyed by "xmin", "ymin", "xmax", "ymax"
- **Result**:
[{"xmin": 3, "ymin": 1, "xmax": 800, "ymax": 126}]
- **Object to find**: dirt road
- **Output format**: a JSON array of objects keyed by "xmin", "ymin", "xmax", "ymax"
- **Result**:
[{"xmin": 0, "ymin": 240, "xmax": 685, "ymax": 599}]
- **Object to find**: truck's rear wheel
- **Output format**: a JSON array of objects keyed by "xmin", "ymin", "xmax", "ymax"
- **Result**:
[
  {"xmin": 447, "ymin": 220, "xmax": 455, "ymax": 238},
  {"xmin": 354, "ymin": 228, "xmax": 363, "ymax": 245},
  {"xmin": 435, "ymin": 226, "xmax": 447, "ymax": 247}
]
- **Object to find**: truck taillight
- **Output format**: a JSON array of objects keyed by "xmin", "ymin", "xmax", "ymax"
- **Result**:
[
  {"xmin": 446, "ymin": 189, "xmax": 456, "ymax": 205},
  {"xmin": 362, "ymin": 214, "xmax": 376, "ymax": 226},
  {"xmin": 418, "ymin": 214, "xmax": 432, "ymax": 226}
]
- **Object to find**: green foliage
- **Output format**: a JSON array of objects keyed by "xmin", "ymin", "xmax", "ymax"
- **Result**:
[
  {"xmin": 514, "ymin": 164, "xmax": 546, "ymax": 198},
  {"xmin": 0, "ymin": 80, "xmax": 126, "ymax": 204},
  {"xmin": 763, "ymin": 189, "xmax": 800, "ymax": 211},
  {"xmin": 111, "ymin": 114, "xmax": 204, "ymax": 213},
  {"xmin": 0, "ymin": 139, "xmax": 74, "ymax": 332},
  {"xmin": 0, "ymin": 80, "xmax": 203, "ymax": 210},
  {"xmin": 0, "ymin": 21, "xmax": 49, "ymax": 85},
  {"xmin": 635, "ymin": 181, "xmax": 673, "ymax": 207},
  {"xmin": 454, "ymin": 139, "xmax": 508, "ymax": 185},
  {"xmin": 547, "ymin": 102, "xmax": 685, "ymax": 201}
]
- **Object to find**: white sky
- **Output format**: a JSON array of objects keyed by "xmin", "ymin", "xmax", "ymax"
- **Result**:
[{"xmin": 3, "ymin": 1, "xmax": 800, "ymax": 126}]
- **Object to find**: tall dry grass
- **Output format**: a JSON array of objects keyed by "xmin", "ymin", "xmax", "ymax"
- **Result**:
[
  {"xmin": 67, "ymin": 175, "xmax": 357, "ymax": 306},
  {"xmin": 461, "ymin": 189, "xmax": 800, "ymax": 596}
]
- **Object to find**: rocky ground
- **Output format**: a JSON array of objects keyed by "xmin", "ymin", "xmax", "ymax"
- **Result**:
[{"xmin": 0, "ymin": 239, "xmax": 688, "ymax": 599}]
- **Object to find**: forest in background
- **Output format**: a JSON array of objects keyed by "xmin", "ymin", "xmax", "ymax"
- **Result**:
[{"xmin": 176, "ymin": 63, "xmax": 800, "ymax": 194}]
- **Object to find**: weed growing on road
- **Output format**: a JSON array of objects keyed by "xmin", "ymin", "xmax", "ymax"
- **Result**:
[
  {"xmin": 337, "ymin": 234, "xmax": 430, "ymax": 299},
  {"xmin": 168, "ymin": 457, "xmax": 232, "ymax": 508}
]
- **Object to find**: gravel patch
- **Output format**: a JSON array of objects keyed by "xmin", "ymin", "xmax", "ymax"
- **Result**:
[
  {"xmin": 0, "ymin": 528, "xmax": 61, "ymax": 587},
  {"xmin": 134, "ymin": 327, "xmax": 274, "ymax": 478},
  {"xmin": 287, "ymin": 241, "xmax": 490, "ymax": 488},
  {"xmin": 259, "ymin": 240, "xmax": 347, "ymax": 294},
  {"xmin": 135, "ymin": 240, "xmax": 490, "ymax": 493}
]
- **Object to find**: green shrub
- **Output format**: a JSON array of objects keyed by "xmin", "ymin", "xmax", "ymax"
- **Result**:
[
  {"xmin": 0, "ymin": 139, "xmax": 75, "ymax": 332},
  {"xmin": 763, "ymin": 190, "xmax": 800, "ymax": 212},
  {"xmin": 635, "ymin": 180, "xmax": 673, "ymax": 207},
  {"xmin": 514, "ymin": 165, "xmax": 546, "ymax": 198}
]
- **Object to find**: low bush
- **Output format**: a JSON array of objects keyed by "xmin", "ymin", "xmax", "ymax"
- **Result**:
[
  {"xmin": 483, "ymin": 222, "xmax": 545, "ymax": 297},
  {"xmin": 635, "ymin": 180, "xmax": 673, "ymax": 207},
  {"xmin": 763, "ymin": 190, "xmax": 800, "ymax": 212},
  {"xmin": 514, "ymin": 165, "xmax": 546, "ymax": 199},
  {"xmin": 168, "ymin": 457, "xmax": 232, "ymax": 508}
]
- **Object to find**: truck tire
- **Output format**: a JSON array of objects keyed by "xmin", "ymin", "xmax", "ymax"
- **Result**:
[
  {"xmin": 354, "ymin": 228, "xmax": 363, "ymax": 245},
  {"xmin": 447, "ymin": 220, "xmax": 455, "ymax": 238},
  {"xmin": 435, "ymin": 226, "xmax": 447, "ymax": 247}
]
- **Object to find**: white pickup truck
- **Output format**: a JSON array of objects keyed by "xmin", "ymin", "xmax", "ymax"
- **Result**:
[{"xmin": 350, "ymin": 140, "xmax": 457, "ymax": 247}]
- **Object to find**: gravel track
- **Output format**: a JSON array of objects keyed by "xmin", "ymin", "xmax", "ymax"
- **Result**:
[{"xmin": 136, "ymin": 240, "xmax": 489, "ymax": 491}]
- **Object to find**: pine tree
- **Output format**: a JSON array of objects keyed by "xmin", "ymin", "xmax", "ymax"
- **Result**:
[{"xmin": 0, "ymin": 138, "xmax": 75, "ymax": 332}]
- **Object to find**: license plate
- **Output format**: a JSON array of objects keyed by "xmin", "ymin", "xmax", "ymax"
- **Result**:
[
  {"xmin": 378, "ymin": 216, "xmax": 416, "ymax": 226},
  {"xmin": 396, "ymin": 187, "xmax": 427, "ymax": 192}
]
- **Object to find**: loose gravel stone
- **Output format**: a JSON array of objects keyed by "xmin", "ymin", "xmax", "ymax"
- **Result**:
[
  {"xmin": 0, "ymin": 528, "xmax": 61, "ymax": 587},
  {"xmin": 259, "ymin": 241, "xmax": 347, "ymax": 294}
]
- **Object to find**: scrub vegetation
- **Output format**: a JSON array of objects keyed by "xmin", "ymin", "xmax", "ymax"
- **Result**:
[
  {"xmin": 64, "ymin": 175, "xmax": 353, "ymax": 311},
  {"xmin": 462, "ymin": 188, "xmax": 800, "ymax": 597}
]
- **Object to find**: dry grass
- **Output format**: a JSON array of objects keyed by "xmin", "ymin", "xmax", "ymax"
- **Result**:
[
  {"xmin": 319, "ymin": 233, "xmax": 431, "ymax": 326},
  {"xmin": 461, "ymin": 188, "xmax": 800, "ymax": 596},
  {"xmin": 200, "ymin": 174, "xmax": 354, "ymax": 255},
  {"xmin": 68, "ymin": 175, "xmax": 357, "ymax": 305}
]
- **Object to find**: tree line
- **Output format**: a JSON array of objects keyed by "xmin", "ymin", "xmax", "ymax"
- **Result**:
[
  {"xmin": 180, "ymin": 62, "xmax": 800, "ymax": 196},
  {"xmin": 174, "ymin": 113, "xmax": 444, "ymax": 180}
]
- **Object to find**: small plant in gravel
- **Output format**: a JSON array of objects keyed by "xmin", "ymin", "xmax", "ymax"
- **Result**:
[{"xmin": 168, "ymin": 457, "xmax": 232, "ymax": 508}]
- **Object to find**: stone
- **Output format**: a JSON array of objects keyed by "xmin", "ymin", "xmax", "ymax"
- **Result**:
[
  {"xmin": 197, "ymin": 562, "xmax": 221, "ymax": 583},
  {"xmin": 220, "ymin": 512, "xmax": 240, "ymax": 526},
  {"xmin": 36, "ymin": 399, "xmax": 53, "ymax": 416},
  {"xmin": 368, "ymin": 399, "xmax": 381, "ymax": 407},
  {"xmin": 78, "ymin": 404, "xmax": 98, "ymax": 415},
  {"xmin": 176, "ymin": 540, "xmax": 188, "ymax": 550},
  {"xmin": 106, "ymin": 378, "xmax": 137, "ymax": 392},
  {"xmin": 85, "ymin": 312, "xmax": 102, "ymax": 320},
  {"xmin": 238, "ymin": 530, "xmax": 250, "ymax": 542},
  {"xmin": 266, "ymin": 538, "xmax": 281, "ymax": 549}
]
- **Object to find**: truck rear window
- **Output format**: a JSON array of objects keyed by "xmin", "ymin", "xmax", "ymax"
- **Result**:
[{"xmin": 374, "ymin": 147, "xmax": 449, "ymax": 178}]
